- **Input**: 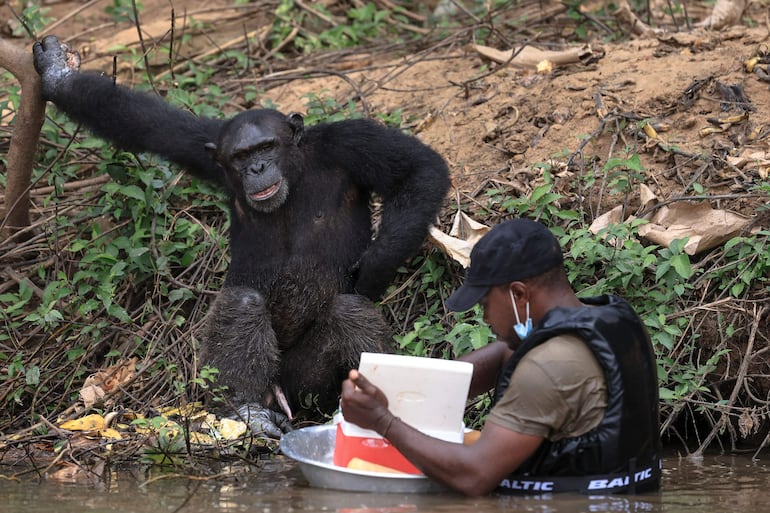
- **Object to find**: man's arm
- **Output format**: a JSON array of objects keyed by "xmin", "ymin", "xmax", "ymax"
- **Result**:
[
  {"xmin": 341, "ymin": 370, "xmax": 542, "ymax": 497},
  {"xmin": 458, "ymin": 341, "xmax": 514, "ymax": 398}
]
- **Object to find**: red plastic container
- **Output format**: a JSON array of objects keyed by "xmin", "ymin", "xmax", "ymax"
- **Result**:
[
  {"xmin": 333, "ymin": 353, "xmax": 473, "ymax": 475},
  {"xmin": 332, "ymin": 421, "xmax": 421, "ymax": 474}
]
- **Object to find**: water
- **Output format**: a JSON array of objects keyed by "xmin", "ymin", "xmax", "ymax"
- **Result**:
[{"xmin": 1, "ymin": 454, "xmax": 768, "ymax": 512}]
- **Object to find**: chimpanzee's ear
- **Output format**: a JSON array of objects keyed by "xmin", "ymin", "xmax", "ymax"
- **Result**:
[
  {"xmin": 286, "ymin": 112, "xmax": 304, "ymax": 144},
  {"xmin": 204, "ymin": 142, "xmax": 218, "ymax": 160}
]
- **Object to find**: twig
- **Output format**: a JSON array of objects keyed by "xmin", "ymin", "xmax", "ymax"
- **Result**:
[
  {"xmin": 2, "ymin": 266, "xmax": 44, "ymax": 299},
  {"xmin": 375, "ymin": 0, "xmax": 427, "ymax": 23},
  {"xmin": 30, "ymin": 175, "xmax": 110, "ymax": 196},
  {"xmin": 691, "ymin": 305, "xmax": 767, "ymax": 457},
  {"xmin": 294, "ymin": 0, "xmax": 339, "ymax": 27},
  {"xmin": 155, "ymin": 28, "xmax": 268, "ymax": 80},
  {"xmin": 43, "ymin": 0, "xmax": 105, "ymax": 36},
  {"xmin": 6, "ymin": 3, "xmax": 36, "ymax": 39},
  {"xmin": 131, "ymin": 0, "xmax": 158, "ymax": 94},
  {"xmin": 168, "ymin": 5, "xmax": 176, "ymax": 79}
]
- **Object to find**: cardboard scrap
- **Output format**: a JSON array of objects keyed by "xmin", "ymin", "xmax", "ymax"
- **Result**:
[
  {"xmin": 434, "ymin": 186, "xmax": 753, "ymax": 264},
  {"xmin": 696, "ymin": 0, "xmax": 748, "ymax": 29},
  {"xmin": 638, "ymin": 202, "xmax": 753, "ymax": 255},
  {"xmin": 589, "ymin": 204, "xmax": 627, "ymax": 236},
  {"xmin": 590, "ymin": 185, "xmax": 756, "ymax": 255},
  {"xmin": 473, "ymin": 43, "xmax": 594, "ymax": 70},
  {"xmin": 428, "ymin": 211, "xmax": 490, "ymax": 268},
  {"xmin": 589, "ymin": 183, "xmax": 656, "ymax": 237}
]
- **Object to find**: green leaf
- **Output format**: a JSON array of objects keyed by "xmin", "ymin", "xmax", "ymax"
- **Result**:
[
  {"xmin": 66, "ymin": 348, "xmax": 86, "ymax": 361},
  {"xmin": 655, "ymin": 260, "xmax": 671, "ymax": 281},
  {"xmin": 26, "ymin": 365, "xmax": 40, "ymax": 386},
  {"xmin": 670, "ymin": 254, "xmax": 692, "ymax": 279},
  {"xmin": 118, "ymin": 184, "xmax": 146, "ymax": 202}
]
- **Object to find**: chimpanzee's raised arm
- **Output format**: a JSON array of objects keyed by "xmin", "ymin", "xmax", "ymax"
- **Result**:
[
  {"xmin": 33, "ymin": 35, "xmax": 226, "ymax": 186},
  {"xmin": 306, "ymin": 118, "xmax": 450, "ymax": 300}
]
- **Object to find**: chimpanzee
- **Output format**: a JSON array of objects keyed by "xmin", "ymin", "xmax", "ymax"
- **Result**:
[{"xmin": 33, "ymin": 35, "xmax": 450, "ymax": 436}]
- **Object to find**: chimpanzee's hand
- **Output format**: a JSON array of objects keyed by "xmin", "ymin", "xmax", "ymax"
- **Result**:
[
  {"xmin": 235, "ymin": 403, "xmax": 293, "ymax": 439},
  {"xmin": 352, "ymin": 252, "xmax": 392, "ymax": 302},
  {"xmin": 32, "ymin": 35, "xmax": 81, "ymax": 100}
]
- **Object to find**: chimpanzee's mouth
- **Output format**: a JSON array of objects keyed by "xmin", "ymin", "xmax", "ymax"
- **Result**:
[{"xmin": 250, "ymin": 180, "xmax": 282, "ymax": 201}]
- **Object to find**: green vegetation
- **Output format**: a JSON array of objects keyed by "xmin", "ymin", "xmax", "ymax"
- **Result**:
[{"xmin": 1, "ymin": 0, "xmax": 769, "ymax": 463}]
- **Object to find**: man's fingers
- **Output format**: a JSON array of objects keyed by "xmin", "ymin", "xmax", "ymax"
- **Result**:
[
  {"xmin": 341, "ymin": 377, "xmax": 355, "ymax": 396},
  {"xmin": 350, "ymin": 370, "xmax": 377, "ymax": 394},
  {"xmin": 342, "ymin": 370, "xmax": 376, "ymax": 404},
  {"xmin": 345, "ymin": 369, "xmax": 373, "ymax": 393}
]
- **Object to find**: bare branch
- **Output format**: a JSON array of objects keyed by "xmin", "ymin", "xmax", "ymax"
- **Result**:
[{"xmin": 0, "ymin": 38, "xmax": 46, "ymax": 238}]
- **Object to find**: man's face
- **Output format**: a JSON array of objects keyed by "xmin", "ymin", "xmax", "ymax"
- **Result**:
[{"xmin": 479, "ymin": 284, "xmax": 517, "ymax": 343}]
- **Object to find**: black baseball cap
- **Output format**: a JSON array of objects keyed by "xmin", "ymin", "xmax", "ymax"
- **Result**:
[{"xmin": 445, "ymin": 219, "xmax": 564, "ymax": 312}]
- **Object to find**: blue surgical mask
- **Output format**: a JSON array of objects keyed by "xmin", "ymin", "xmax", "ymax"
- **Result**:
[{"xmin": 509, "ymin": 290, "xmax": 533, "ymax": 339}]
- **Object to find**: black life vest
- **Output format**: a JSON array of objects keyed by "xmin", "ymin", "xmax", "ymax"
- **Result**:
[{"xmin": 493, "ymin": 294, "xmax": 662, "ymax": 494}]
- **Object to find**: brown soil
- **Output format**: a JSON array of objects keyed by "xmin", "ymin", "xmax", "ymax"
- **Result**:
[
  {"xmin": 1, "ymin": 0, "xmax": 769, "ymax": 457},
  {"xmin": 4, "ymin": 0, "xmax": 767, "ymax": 213}
]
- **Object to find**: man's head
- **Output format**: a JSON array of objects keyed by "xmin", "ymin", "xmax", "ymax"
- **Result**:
[{"xmin": 446, "ymin": 218, "xmax": 564, "ymax": 313}]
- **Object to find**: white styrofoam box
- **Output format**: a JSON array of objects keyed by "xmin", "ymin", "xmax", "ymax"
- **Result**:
[{"xmin": 341, "ymin": 352, "xmax": 473, "ymax": 443}]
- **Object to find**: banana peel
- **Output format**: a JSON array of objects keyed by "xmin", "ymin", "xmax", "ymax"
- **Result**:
[{"xmin": 700, "ymin": 110, "xmax": 749, "ymax": 137}]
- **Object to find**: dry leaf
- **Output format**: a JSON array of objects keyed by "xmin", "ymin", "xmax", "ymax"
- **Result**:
[
  {"xmin": 96, "ymin": 428, "xmax": 123, "ymax": 440},
  {"xmin": 738, "ymin": 409, "xmax": 759, "ymax": 438},
  {"xmin": 218, "ymin": 418, "xmax": 248, "ymax": 440},
  {"xmin": 158, "ymin": 403, "xmax": 205, "ymax": 419},
  {"xmin": 59, "ymin": 414, "xmax": 106, "ymax": 431},
  {"xmin": 79, "ymin": 357, "xmax": 138, "ymax": 408},
  {"xmin": 639, "ymin": 183, "xmax": 657, "ymax": 211},
  {"xmin": 428, "ymin": 212, "xmax": 489, "ymax": 268},
  {"xmin": 189, "ymin": 432, "xmax": 216, "ymax": 445},
  {"xmin": 589, "ymin": 205, "xmax": 626, "ymax": 236},
  {"xmin": 79, "ymin": 383, "xmax": 106, "ymax": 410},
  {"xmin": 727, "ymin": 150, "xmax": 770, "ymax": 180}
]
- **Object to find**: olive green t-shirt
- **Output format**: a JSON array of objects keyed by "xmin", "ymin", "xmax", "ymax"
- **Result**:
[{"xmin": 487, "ymin": 334, "xmax": 608, "ymax": 441}]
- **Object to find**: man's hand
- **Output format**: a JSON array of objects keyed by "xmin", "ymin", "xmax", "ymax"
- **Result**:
[
  {"xmin": 340, "ymin": 369, "xmax": 394, "ymax": 435},
  {"xmin": 32, "ymin": 35, "xmax": 80, "ymax": 100}
]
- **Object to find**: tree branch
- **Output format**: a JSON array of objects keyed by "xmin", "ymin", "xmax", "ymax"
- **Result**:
[{"xmin": 0, "ymin": 38, "xmax": 46, "ymax": 238}]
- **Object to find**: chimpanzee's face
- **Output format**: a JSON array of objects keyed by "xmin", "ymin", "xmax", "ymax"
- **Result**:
[
  {"xmin": 225, "ymin": 122, "xmax": 289, "ymax": 212},
  {"xmin": 210, "ymin": 110, "xmax": 304, "ymax": 213}
]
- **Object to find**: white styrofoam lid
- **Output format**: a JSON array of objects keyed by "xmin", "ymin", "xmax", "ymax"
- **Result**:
[{"xmin": 344, "ymin": 353, "xmax": 473, "ymax": 441}]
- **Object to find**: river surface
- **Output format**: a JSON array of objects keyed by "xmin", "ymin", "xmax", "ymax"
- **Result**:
[{"xmin": 1, "ymin": 453, "xmax": 768, "ymax": 513}]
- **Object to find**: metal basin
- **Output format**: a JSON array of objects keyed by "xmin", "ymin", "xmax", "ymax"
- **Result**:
[{"xmin": 280, "ymin": 424, "xmax": 448, "ymax": 493}]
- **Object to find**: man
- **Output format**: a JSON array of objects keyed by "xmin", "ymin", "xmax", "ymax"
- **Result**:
[{"xmin": 341, "ymin": 218, "xmax": 661, "ymax": 496}]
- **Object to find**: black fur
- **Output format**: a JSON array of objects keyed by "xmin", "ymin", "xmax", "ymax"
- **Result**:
[{"xmin": 33, "ymin": 36, "xmax": 450, "ymax": 422}]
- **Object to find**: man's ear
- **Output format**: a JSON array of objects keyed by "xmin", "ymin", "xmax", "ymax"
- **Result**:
[{"xmin": 509, "ymin": 282, "xmax": 529, "ymax": 302}]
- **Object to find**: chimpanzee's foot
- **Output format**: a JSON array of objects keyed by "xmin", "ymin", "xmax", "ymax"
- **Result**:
[{"xmin": 234, "ymin": 402, "xmax": 293, "ymax": 439}]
